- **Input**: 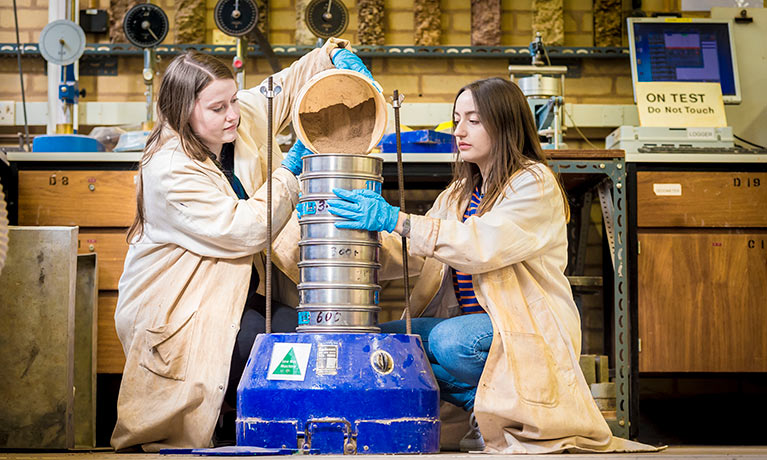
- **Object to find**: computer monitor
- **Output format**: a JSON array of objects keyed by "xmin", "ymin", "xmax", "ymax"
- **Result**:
[{"xmin": 628, "ymin": 18, "xmax": 741, "ymax": 104}]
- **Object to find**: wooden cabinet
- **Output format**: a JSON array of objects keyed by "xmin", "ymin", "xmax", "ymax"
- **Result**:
[
  {"xmin": 77, "ymin": 230, "xmax": 130, "ymax": 291},
  {"xmin": 18, "ymin": 170, "xmax": 136, "ymax": 227},
  {"xmin": 637, "ymin": 172, "xmax": 767, "ymax": 227},
  {"xmin": 97, "ymin": 291, "xmax": 124, "ymax": 374},
  {"xmin": 635, "ymin": 169, "xmax": 767, "ymax": 373},
  {"xmin": 17, "ymin": 169, "xmax": 135, "ymax": 373},
  {"xmin": 637, "ymin": 231, "xmax": 767, "ymax": 372}
]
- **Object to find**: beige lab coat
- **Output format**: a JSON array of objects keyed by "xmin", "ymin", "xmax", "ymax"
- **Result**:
[
  {"xmin": 383, "ymin": 163, "xmax": 654, "ymax": 453},
  {"xmin": 111, "ymin": 39, "xmax": 348, "ymax": 452}
]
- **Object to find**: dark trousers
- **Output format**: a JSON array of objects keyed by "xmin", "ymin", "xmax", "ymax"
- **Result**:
[{"xmin": 225, "ymin": 292, "xmax": 298, "ymax": 408}]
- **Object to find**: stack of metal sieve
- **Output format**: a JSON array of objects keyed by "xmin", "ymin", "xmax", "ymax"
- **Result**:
[{"xmin": 296, "ymin": 154, "xmax": 384, "ymax": 333}]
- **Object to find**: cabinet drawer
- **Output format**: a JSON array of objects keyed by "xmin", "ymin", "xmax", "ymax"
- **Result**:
[
  {"xmin": 97, "ymin": 291, "xmax": 125, "ymax": 374},
  {"xmin": 637, "ymin": 172, "xmax": 767, "ymax": 227},
  {"xmin": 637, "ymin": 230, "xmax": 767, "ymax": 372},
  {"xmin": 18, "ymin": 170, "xmax": 137, "ymax": 227},
  {"xmin": 78, "ymin": 229, "xmax": 129, "ymax": 290}
]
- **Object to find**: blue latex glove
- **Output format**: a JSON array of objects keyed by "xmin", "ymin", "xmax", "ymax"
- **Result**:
[
  {"xmin": 281, "ymin": 139, "xmax": 313, "ymax": 176},
  {"xmin": 332, "ymin": 48, "xmax": 374, "ymax": 82},
  {"xmin": 328, "ymin": 188, "xmax": 400, "ymax": 232}
]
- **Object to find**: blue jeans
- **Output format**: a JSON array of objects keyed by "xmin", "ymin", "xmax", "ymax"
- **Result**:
[{"xmin": 380, "ymin": 314, "xmax": 493, "ymax": 412}]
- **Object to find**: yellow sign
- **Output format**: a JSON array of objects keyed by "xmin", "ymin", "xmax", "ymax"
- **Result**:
[{"xmin": 636, "ymin": 82, "xmax": 727, "ymax": 128}]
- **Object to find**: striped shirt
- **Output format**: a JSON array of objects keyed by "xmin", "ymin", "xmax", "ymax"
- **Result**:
[{"xmin": 452, "ymin": 186, "xmax": 485, "ymax": 314}]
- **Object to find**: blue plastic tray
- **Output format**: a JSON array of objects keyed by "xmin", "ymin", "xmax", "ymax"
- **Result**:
[
  {"xmin": 33, "ymin": 134, "xmax": 104, "ymax": 152},
  {"xmin": 379, "ymin": 129, "xmax": 455, "ymax": 153}
]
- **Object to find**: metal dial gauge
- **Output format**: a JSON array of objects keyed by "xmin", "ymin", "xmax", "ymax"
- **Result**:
[
  {"xmin": 123, "ymin": 3, "xmax": 169, "ymax": 48},
  {"xmin": 305, "ymin": 0, "xmax": 349, "ymax": 39},
  {"xmin": 38, "ymin": 19, "xmax": 86, "ymax": 66},
  {"xmin": 215, "ymin": 0, "xmax": 259, "ymax": 37}
]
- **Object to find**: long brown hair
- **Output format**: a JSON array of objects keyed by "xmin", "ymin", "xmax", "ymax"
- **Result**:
[
  {"xmin": 127, "ymin": 51, "xmax": 235, "ymax": 242},
  {"xmin": 448, "ymin": 77, "xmax": 566, "ymax": 218}
]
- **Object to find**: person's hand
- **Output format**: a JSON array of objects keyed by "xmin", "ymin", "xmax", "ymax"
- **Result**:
[
  {"xmin": 328, "ymin": 188, "xmax": 399, "ymax": 232},
  {"xmin": 332, "ymin": 49, "xmax": 374, "ymax": 82},
  {"xmin": 281, "ymin": 139, "xmax": 313, "ymax": 176}
]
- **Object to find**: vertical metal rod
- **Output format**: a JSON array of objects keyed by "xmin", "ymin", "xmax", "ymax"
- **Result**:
[
  {"xmin": 143, "ymin": 48, "xmax": 155, "ymax": 129},
  {"xmin": 553, "ymin": 97, "xmax": 560, "ymax": 149},
  {"xmin": 265, "ymin": 76, "xmax": 274, "ymax": 334},
  {"xmin": 236, "ymin": 37, "xmax": 246, "ymax": 90},
  {"xmin": 392, "ymin": 89, "xmax": 411, "ymax": 335},
  {"xmin": 72, "ymin": 0, "xmax": 79, "ymax": 133},
  {"xmin": 12, "ymin": 0, "xmax": 30, "ymax": 151}
]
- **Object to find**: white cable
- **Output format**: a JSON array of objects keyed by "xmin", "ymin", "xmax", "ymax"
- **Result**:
[{"xmin": 563, "ymin": 106, "xmax": 599, "ymax": 150}]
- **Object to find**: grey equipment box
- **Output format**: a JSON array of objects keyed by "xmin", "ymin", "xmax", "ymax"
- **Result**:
[{"xmin": 606, "ymin": 126, "xmax": 734, "ymax": 153}]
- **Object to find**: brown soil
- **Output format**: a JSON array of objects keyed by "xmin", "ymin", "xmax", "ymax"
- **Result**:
[{"xmin": 299, "ymin": 97, "xmax": 377, "ymax": 154}]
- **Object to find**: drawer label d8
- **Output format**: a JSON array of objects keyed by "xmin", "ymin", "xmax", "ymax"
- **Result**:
[{"xmin": 48, "ymin": 174, "xmax": 70, "ymax": 186}]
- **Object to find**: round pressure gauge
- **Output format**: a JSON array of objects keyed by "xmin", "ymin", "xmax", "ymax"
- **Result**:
[
  {"xmin": 123, "ymin": 3, "xmax": 169, "ymax": 48},
  {"xmin": 38, "ymin": 19, "xmax": 86, "ymax": 66},
  {"xmin": 305, "ymin": 0, "xmax": 349, "ymax": 39},
  {"xmin": 214, "ymin": 0, "xmax": 259, "ymax": 37}
]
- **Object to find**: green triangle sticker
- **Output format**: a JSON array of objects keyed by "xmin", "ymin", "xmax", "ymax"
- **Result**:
[{"xmin": 272, "ymin": 347, "xmax": 301, "ymax": 375}]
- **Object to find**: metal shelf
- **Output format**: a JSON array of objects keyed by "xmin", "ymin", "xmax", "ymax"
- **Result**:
[
  {"xmin": 0, "ymin": 42, "xmax": 629, "ymax": 59},
  {"xmin": 549, "ymin": 158, "xmax": 630, "ymax": 439}
]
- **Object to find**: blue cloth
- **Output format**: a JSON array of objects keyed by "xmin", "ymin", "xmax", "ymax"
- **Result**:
[
  {"xmin": 452, "ymin": 186, "xmax": 484, "ymax": 314},
  {"xmin": 380, "ymin": 314, "xmax": 493, "ymax": 412},
  {"xmin": 327, "ymin": 188, "xmax": 400, "ymax": 233},
  {"xmin": 281, "ymin": 139, "xmax": 313, "ymax": 176},
  {"xmin": 332, "ymin": 48, "xmax": 374, "ymax": 82}
]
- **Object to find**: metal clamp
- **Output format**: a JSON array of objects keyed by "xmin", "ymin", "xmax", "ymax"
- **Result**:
[
  {"xmin": 390, "ymin": 92, "xmax": 404, "ymax": 109},
  {"xmin": 298, "ymin": 417, "xmax": 357, "ymax": 454},
  {"xmin": 259, "ymin": 84, "xmax": 282, "ymax": 99}
]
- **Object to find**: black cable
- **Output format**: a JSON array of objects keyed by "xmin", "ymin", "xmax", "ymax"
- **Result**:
[
  {"xmin": 542, "ymin": 41, "xmax": 552, "ymax": 66},
  {"xmin": 734, "ymin": 134, "xmax": 766, "ymax": 150},
  {"xmin": 13, "ymin": 0, "xmax": 31, "ymax": 152}
]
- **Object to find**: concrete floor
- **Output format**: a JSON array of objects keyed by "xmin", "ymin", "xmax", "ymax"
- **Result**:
[{"xmin": 2, "ymin": 447, "xmax": 767, "ymax": 459}]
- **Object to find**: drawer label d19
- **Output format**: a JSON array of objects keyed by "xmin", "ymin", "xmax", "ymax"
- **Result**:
[{"xmin": 653, "ymin": 183, "xmax": 682, "ymax": 196}]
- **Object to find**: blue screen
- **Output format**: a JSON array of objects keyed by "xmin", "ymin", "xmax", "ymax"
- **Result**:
[{"xmin": 632, "ymin": 22, "xmax": 736, "ymax": 96}]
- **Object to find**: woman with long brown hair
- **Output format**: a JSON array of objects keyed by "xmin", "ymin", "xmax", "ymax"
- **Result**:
[
  {"xmin": 111, "ymin": 38, "xmax": 374, "ymax": 451},
  {"xmin": 328, "ymin": 77, "xmax": 652, "ymax": 453}
]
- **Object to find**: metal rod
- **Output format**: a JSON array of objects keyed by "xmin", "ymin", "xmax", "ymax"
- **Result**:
[
  {"xmin": 144, "ymin": 48, "xmax": 155, "ymax": 128},
  {"xmin": 553, "ymin": 97, "xmax": 560, "ymax": 149},
  {"xmin": 12, "ymin": 0, "xmax": 30, "ymax": 151},
  {"xmin": 72, "ymin": 0, "xmax": 79, "ymax": 134},
  {"xmin": 265, "ymin": 75, "xmax": 274, "ymax": 334},
  {"xmin": 236, "ymin": 37, "xmax": 246, "ymax": 90},
  {"xmin": 392, "ymin": 89, "xmax": 411, "ymax": 335}
]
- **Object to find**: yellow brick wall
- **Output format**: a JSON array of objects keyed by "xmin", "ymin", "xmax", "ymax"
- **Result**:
[{"xmin": 0, "ymin": 1, "xmax": 698, "ymax": 116}]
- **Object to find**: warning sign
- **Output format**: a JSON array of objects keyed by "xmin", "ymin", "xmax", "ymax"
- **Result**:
[
  {"xmin": 267, "ymin": 343, "xmax": 312, "ymax": 381},
  {"xmin": 636, "ymin": 82, "xmax": 727, "ymax": 128},
  {"xmin": 273, "ymin": 348, "xmax": 301, "ymax": 375}
]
